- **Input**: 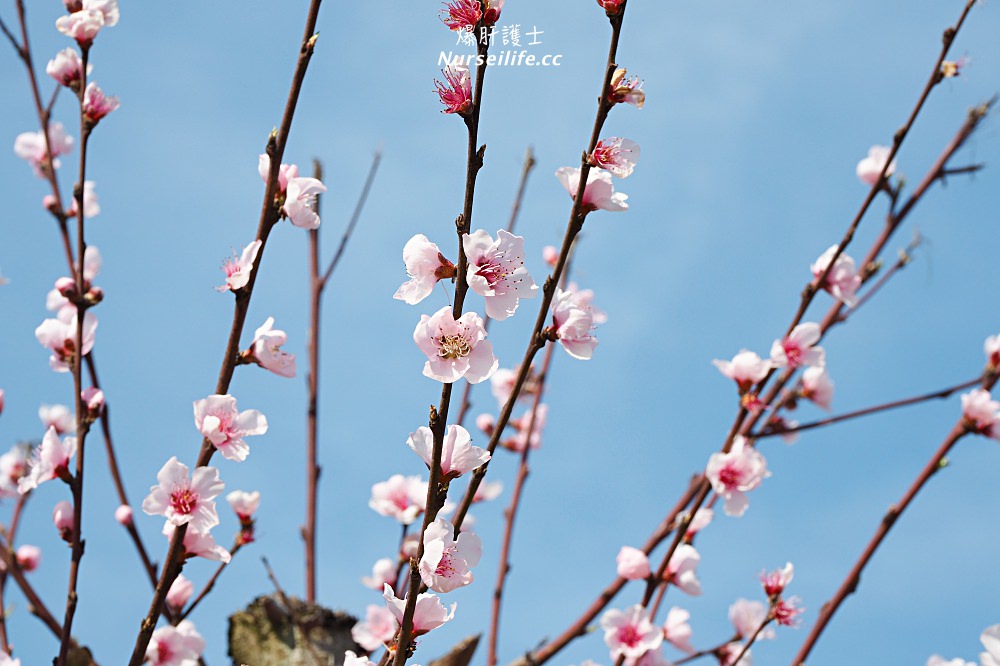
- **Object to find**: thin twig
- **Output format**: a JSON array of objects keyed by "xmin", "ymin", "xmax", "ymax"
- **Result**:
[
  {"xmin": 262, "ymin": 557, "xmax": 326, "ymax": 666},
  {"xmin": 178, "ymin": 543, "xmax": 242, "ymax": 622},
  {"xmin": 320, "ymin": 148, "xmax": 382, "ymax": 285}
]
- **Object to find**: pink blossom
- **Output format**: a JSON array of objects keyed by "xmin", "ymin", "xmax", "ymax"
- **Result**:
[
  {"xmin": 55, "ymin": 10, "xmax": 104, "ymax": 46},
  {"xmin": 193, "ymin": 394, "xmax": 268, "ymax": 462},
  {"xmin": 663, "ymin": 606, "xmax": 695, "ymax": 654},
  {"xmin": 414, "ymin": 306, "xmax": 498, "ymax": 384},
  {"xmin": 0, "ymin": 649, "xmax": 20, "ymax": 666},
  {"xmin": 46, "ymin": 47, "xmax": 89, "ymax": 89},
  {"xmin": 504, "ymin": 404, "xmax": 548, "ymax": 452},
  {"xmin": 713, "ymin": 350, "xmax": 771, "ymax": 394},
  {"xmin": 961, "ymin": 389, "xmax": 1000, "ymax": 438},
  {"xmin": 162, "ymin": 522, "xmax": 231, "ymax": 563},
  {"xmin": 772, "ymin": 597, "xmax": 804, "ymax": 627},
  {"xmin": 551, "ymin": 288, "xmax": 598, "ymax": 360},
  {"xmin": 15, "ymin": 545, "xmax": 41, "ymax": 572},
  {"xmin": 217, "ymin": 239, "xmax": 261, "ymax": 292},
  {"xmin": 482, "ymin": 0, "xmax": 503, "ymax": 24},
  {"xmin": 598, "ymin": 0, "xmax": 626, "ymax": 14},
  {"xmin": 146, "ymin": 619, "xmax": 205, "ymax": 666},
  {"xmin": 490, "ymin": 368, "xmax": 517, "ymax": 407},
  {"xmin": 258, "ymin": 154, "xmax": 326, "ymax": 229},
  {"xmin": 986, "ymin": 334, "xmax": 1000, "ymax": 369},
  {"xmin": 940, "ymin": 57, "xmax": 968, "ymax": 79},
  {"xmin": 419, "ymin": 517, "xmax": 482, "ymax": 593},
  {"xmin": 926, "ymin": 657, "xmax": 975, "ymax": 666},
  {"xmin": 440, "ymin": 0, "xmax": 481, "ymax": 30},
  {"xmin": 351, "ymin": 604, "xmax": 397, "ymax": 651},
  {"xmin": 665, "ymin": 544, "xmax": 702, "ymax": 596},
  {"xmin": 590, "ymin": 137, "xmax": 640, "ymax": 178},
  {"xmin": 760, "ymin": 562, "xmax": 794, "ymax": 598},
  {"xmin": 542, "ymin": 245, "xmax": 559, "ymax": 267},
  {"xmin": 14, "ymin": 122, "xmax": 74, "ymax": 177},
  {"xmin": 435, "ymin": 62, "xmax": 474, "ymax": 115},
  {"xmin": 344, "ymin": 650, "xmax": 377, "ymax": 666},
  {"xmin": 115, "ymin": 504, "xmax": 133, "ymax": 526},
  {"xmin": 616, "ymin": 546, "xmax": 650, "ymax": 580},
  {"xmin": 81, "ymin": 386, "xmax": 104, "ymax": 422},
  {"xmin": 39, "ymin": 404, "xmax": 74, "ymax": 434},
  {"xmin": 717, "ymin": 642, "xmax": 751, "ymax": 666},
  {"xmin": 18, "ymin": 427, "xmax": 76, "ymax": 494},
  {"xmin": 705, "ymin": 436, "xmax": 769, "ymax": 517},
  {"xmin": 982, "ymin": 624, "xmax": 1000, "ymax": 666},
  {"xmin": 166, "ymin": 574, "xmax": 194, "ymax": 611},
  {"xmin": 394, "ymin": 234, "xmax": 455, "ymax": 304},
  {"xmin": 729, "ymin": 599, "xmax": 773, "ymax": 640},
  {"xmin": 53, "ymin": 500, "xmax": 74, "ymax": 541},
  {"xmin": 464, "ymin": 229, "xmax": 538, "ymax": 320},
  {"xmin": 801, "ymin": 366, "xmax": 834, "ymax": 410},
  {"xmin": 856, "ymin": 145, "xmax": 896, "ymax": 186},
  {"xmin": 70, "ymin": 181, "xmax": 102, "ymax": 219},
  {"xmin": 35, "ymin": 311, "xmax": 97, "ymax": 373},
  {"xmin": 600, "ymin": 605, "xmax": 663, "ymax": 661},
  {"xmin": 476, "ymin": 412, "xmax": 496, "ymax": 435},
  {"xmin": 0, "ymin": 446, "xmax": 28, "ymax": 498},
  {"xmin": 249, "ymin": 317, "xmax": 296, "ymax": 378},
  {"xmin": 473, "ymin": 480, "xmax": 503, "ymax": 503},
  {"xmin": 682, "ymin": 507, "xmax": 714, "ymax": 540},
  {"xmin": 226, "ymin": 490, "xmax": 260, "ymax": 521},
  {"xmin": 408, "ymin": 424, "xmax": 489, "ymax": 480},
  {"xmin": 369, "ymin": 474, "xmax": 427, "ymax": 525},
  {"xmin": 382, "ymin": 583, "xmax": 456, "ymax": 636},
  {"xmin": 608, "ymin": 67, "xmax": 645, "ymax": 108},
  {"xmin": 811, "ymin": 245, "xmax": 862, "ymax": 308},
  {"xmin": 555, "ymin": 167, "xmax": 629, "ymax": 212},
  {"xmin": 770, "ymin": 323, "xmax": 825, "ymax": 369},
  {"xmin": 566, "ymin": 282, "xmax": 608, "ymax": 325},
  {"xmin": 141, "ymin": 457, "xmax": 223, "ymax": 534},
  {"xmin": 361, "ymin": 557, "xmax": 396, "ymax": 591},
  {"xmin": 82, "ymin": 82, "xmax": 119, "ymax": 125}
]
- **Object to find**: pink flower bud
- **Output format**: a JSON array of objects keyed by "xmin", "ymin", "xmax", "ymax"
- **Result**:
[
  {"xmin": 597, "ymin": 0, "xmax": 625, "ymax": 14},
  {"xmin": 82, "ymin": 82, "xmax": 120, "ymax": 125},
  {"xmin": 46, "ymin": 47, "xmax": 87, "ymax": 89},
  {"xmin": 475, "ymin": 413, "xmax": 495, "ymax": 435},
  {"xmin": 542, "ymin": 246, "xmax": 559, "ymax": 267},
  {"xmin": 115, "ymin": 504, "xmax": 133, "ymax": 526},
  {"xmin": 81, "ymin": 387, "xmax": 104, "ymax": 422},
  {"xmin": 760, "ymin": 562, "xmax": 794, "ymax": 598},
  {"xmin": 55, "ymin": 276, "xmax": 79, "ymax": 300},
  {"xmin": 16, "ymin": 545, "xmax": 41, "ymax": 572},
  {"xmin": 53, "ymin": 500, "xmax": 74, "ymax": 542},
  {"xmin": 616, "ymin": 546, "xmax": 651, "ymax": 580},
  {"xmin": 166, "ymin": 574, "xmax": 194, "ymax": 610},
  {"xmin": 0, "ymin": 389, "xmax": 4, "ymax": 416}
]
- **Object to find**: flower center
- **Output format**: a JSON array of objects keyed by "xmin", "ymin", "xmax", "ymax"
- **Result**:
[
  {"xmin": 617, "ymin": 624, "xmax": 641, "ymax": 648},
  {"xmin": 718, "ymin": 463, "xmax": 742, "ymax": 490},
  {"xmin": 783, "ymin": 341, "xmax": 803, "ymax": 367},
  {"xmin": 434, "ymin": 549, "xmax": 457, "ymax": 577},
  {"xmin": 170, "ymin": 488, "xmax": 197, "ymax": 516},
  {"xmin": 437, "ymin": 334, "xmax": 471, "ymax": 359},
  {"xmin": 476, "ymin": 257, "xmax": 507, "ymax": 288}
]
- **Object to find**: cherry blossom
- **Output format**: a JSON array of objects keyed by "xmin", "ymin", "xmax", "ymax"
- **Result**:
[
  {"xmin": 166, "ymin": 574, "xmax": 194, "ymax": 611},
  {"xmin": 162, "ymin": 522, "xmax": 232, "ymax": 563},
  {"xmin": 193, "ymin": 394, "xmax": 268, "ymax": 462},
  {"xmin": 0, "ymin": 446, "xmax": 28, "ymax": 498},
  {"xmin": 344, "ymin": 650, "xmax": 377, "ymax": 666},
  {"xmin": 435, "ymin": 62, "xmax": 473, "ymax": 115},
  {"xmin": 369, "ymin": 474, "xmax": 427, "ymax": 525},
  {"xmin": 81, "ymin": 387, "xmax": 104, "ymax": 422},
  {"xmin": 663, "ymin": 607, "xmax": 695, "ymax": 654},
  {"xmin": 985, "ymin": 334, "xmax": 1000, "ymax": 369},
  {"xmin": 600, "ymin": 605, "xmax": 663, "ymax": 661},
  {"xmin": 940, "ymin": 57, "xmax": 968, "ymax": 79},
  {"xmin": 566, "ymin": 281, "xmax": 609, "ymax": 325},
  {"xmin": 362, "ymin": 557, "xmax": 396, "ymax": 591},
  {"xmin": 982, "ymin": 624, "xmax": 1000, "ymax": 666},
  {"xmin": 18, "ymin": 427, "xmax": 76, "ymax": 494},
  {"xmin": 53, "ymin": 500, "xmax": 74, "ymax": 541},
  {"xmin": 961, "ymin": 389, "xmax": 1000, "ymax": 438},
  {"xmin": 414, "ymin": 306, "xmax": 498, "ymax": 384},
  {"xmin": 247, "ymin": 317, "xmax": 296, "ymax": 378},
  {"xmin": 0, "ymin": 650, "xmax": 20, "ymax": 666},
  {"xmin": 463, "ymin": 229, "xmax": 538, "ymax": 320},
  {"xmin": 382, "ymin": 583, "xmax": 456, "ymax": 635},
  {"xmin": 550, "ymin": 288, "xmax": 598, "ymax": 360},
  {"xmin": 503, "ymin": 404, "xmax": 548, "ymax": 452},
  {"xmin": 39, "ymin": 404, "xmax": 74, "ymax": 434},
  {"xmin": 482, "ymin": 0, "xmax": 504, "ymax": 24},
  {"xmin": 35, "ymin": 311, "xmax": 97, "ymax": 373},
  {"xmin": 115, "ymin": 504, "xmax": 133, "ymax": 526},
  {"xmin": 598, "ymin": 0, "xmax": 626, "ymax": 15},
  {"xmin": 542, "ymin": 245, "xmax": 559, "ymax": 267},
  {"xmin": 440, "ymin": 0, "xmax": 481, "ymax": 30},
  {"xmin": 82, "ymin": 82, "xmax": 120, "ymax": 125},
  {"xmin": 713, "ymin": 350, "xmax": 771, "ymax": 394},
  {"xmin": 729, "ymin": 598, "xmax": 774, "ymax": 641},
  {"xmin": 811, "ymin": 245, "xmax": 862, "ymax": 308},
  {"xmin": 408, "ymin": 424, "xmax": 489, "ymax": 480},
  {"xmin": 801, "ymin": 366, "xmax": 834, "ymax": 411},
  {"xmin": 489, "ymin": 365, "xmax": 539, "ymax": 408},
  {"xmin": 770, "ymin": 323, "xmax": 825, "ymax": 369},
  {"xmin": 351, "ymin": 604, "xmax": 397, "ymax": 651},
  {"xmin": 555, "ymin": 167, "xmax": 629, "ymax": 212},
  {"xmin": 717, "ymin": 642, "xmax": 752, "ymax": 666},
  {"xmin": 616, "ymin": 546, "xmax": 650, "ymax": 580},
  {"xmin": 394, "ymin": 234, "xmax": 455, "ymax": 304},
  {"xmin": 590, "ymin": 137, "xmax": 640, "ymax": 178},
  {"xmin": 258, "ymin": 154, "xmax": 327, "ymax": 229},
  {"xmin": 46, "ymin": 47, "xmax": 89, "ymax": 89},
  {"xmin": 608, "ymin": 67, "xmax": 645, "ymax": 108},
  {"xmin": 682, "ymin": 507, "xmax": 714, "ymax": 540},
  {"xmin": 772, "ymin": 597, "xmax": 804, "ymax": 627},
  {"xmin": 14, "ymin": 122, "xmax": 74, "ymax": 177},
  {"xmin": 217, "ymin": 239, "xmax": 261, "ymax": 292},
  {"xmin": 142, "ymin": 457, "xmax": 223, "ymax": 534},
  {"xmin": 856, "ymin": 145, "xmax": 896, "ymax": 186},
  {"xmin": 705, "ymin": 436, "xmax": 770, "ymax": 517},
  {"xmin": 926, "ymin": 657, "xmax": 975, "ymax": 666},
  {"xmin": 665, "ymin": 544, "xmax": 702, "ymax": 596},
  {"xmin": 419, "ymin": 517, "xmax": 482, "ymax": 593},
  {"xmin": 15, "ymin": 545, "xmax": 41, "ymax": 572},
  {"xmin": 146, "ymin": 619, "xmax": 205, "ymax": 666},
  {"xmin": 760, "ymin": 562, "xmax": 794, "ymax": 598},
  {"xmin": 226, "ymin": 490, "xmax": 260, "ymax": 522},
  {"xmin": 473, "ymin": 480, "xmax": 503, "ymax": 503}
]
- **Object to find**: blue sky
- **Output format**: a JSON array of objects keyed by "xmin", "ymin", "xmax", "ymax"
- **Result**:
[{"xmin": 1, "ymin": 1, "xmax": 999, "ymax": 665}]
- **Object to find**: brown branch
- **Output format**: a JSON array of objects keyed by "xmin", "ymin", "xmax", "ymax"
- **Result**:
[
  {"xmin": 0, "ymin": 534, "xmax": 62, "ymax": 638},
  {"xmin": 729, "ymin": 617, "xmax": 773, "ymax": 666}
]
